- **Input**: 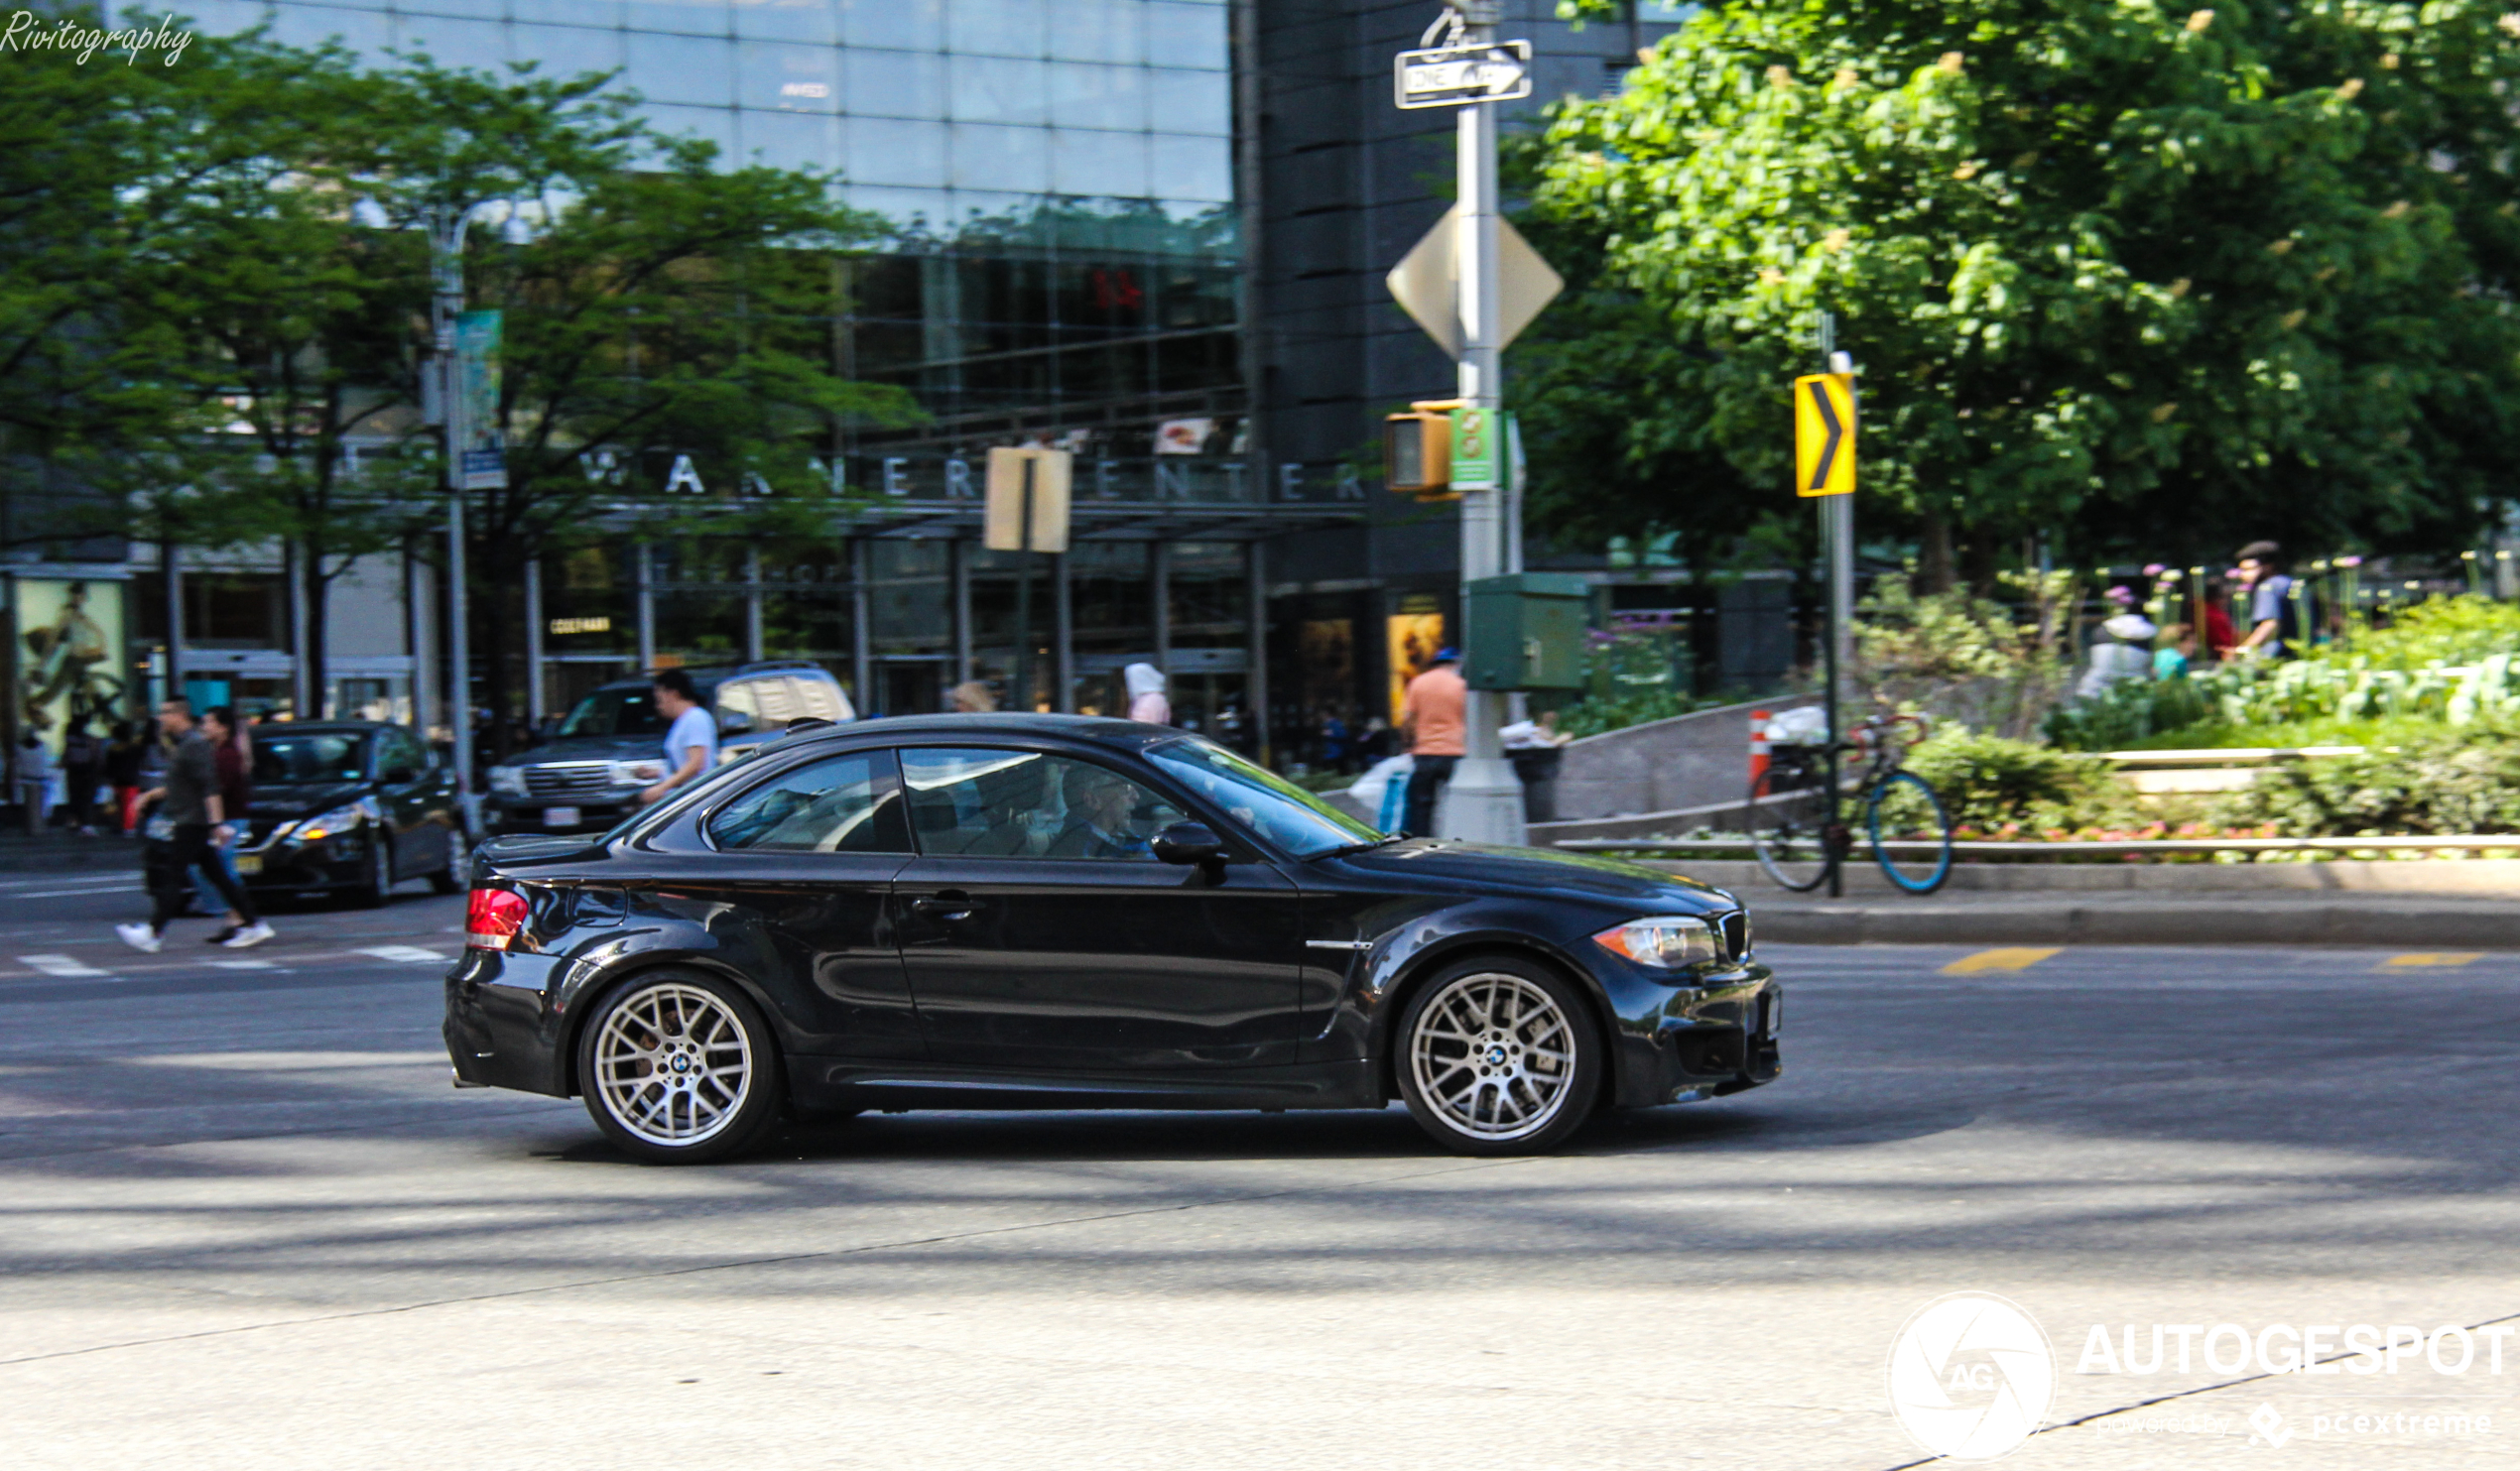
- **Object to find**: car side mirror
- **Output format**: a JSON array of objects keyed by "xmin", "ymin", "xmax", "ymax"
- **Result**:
[
  {"xmin": 1152, "ymin": 821, "xmax": 1226, "ymax": 868},
  {"xmin": 382, "ymin": 766, "xmax": 417, "ymax": 785}
]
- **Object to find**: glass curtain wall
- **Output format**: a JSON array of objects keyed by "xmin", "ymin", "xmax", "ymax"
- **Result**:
[
  {"xmin": 865, "ymin": 540, "xmax": 952, "ymax": 716},
  {"xmin": 1068, "ymin": 541, "xmax": 1150, "ymax": 715}
]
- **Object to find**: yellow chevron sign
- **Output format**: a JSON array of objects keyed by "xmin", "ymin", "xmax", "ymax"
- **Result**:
[{"xmin": 1794, "ymin": 372, "xmax": 1856, "ymax": 497}]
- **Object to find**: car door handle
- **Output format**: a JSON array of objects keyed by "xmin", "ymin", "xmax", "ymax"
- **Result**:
[{"xmin": 908, "ymin": 893, "xmax": 974, "ymax": 922}]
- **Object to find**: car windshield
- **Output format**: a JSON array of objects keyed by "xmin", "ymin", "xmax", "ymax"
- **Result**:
[
  {"xmin": 1147, "ymin": 738, "xmax": 1380, "ymax": 859},
  {"xmin": 251, "ymin": 733, "xmax": 366, "ymax": 785},
  {"xmin": 558, "ymin": 687, "xmax": 672, "ymax": 738}
]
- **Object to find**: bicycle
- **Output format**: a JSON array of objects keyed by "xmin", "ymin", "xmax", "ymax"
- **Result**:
[{"xmin": 1745, "ymin": 712, "xmax": 1953, "ymax": 895}]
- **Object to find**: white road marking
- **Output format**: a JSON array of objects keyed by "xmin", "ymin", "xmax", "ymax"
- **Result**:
[
  {"xmin": 206, "ymin": 959, "xmax": 278, "ymax": 970},
  {"xmin": 0, "ymin": 884, "xmax": 143, "ymax": 899},
  {"xmin": 19, "ymin": 953, "xmax": 110, "ymax": 977},
  {"xmin": 356, "ymin": 945, "xmax": 447, "ymax": 963}
]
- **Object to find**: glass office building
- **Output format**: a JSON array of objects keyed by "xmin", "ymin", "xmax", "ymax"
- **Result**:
[{"xmin": 181, "ymin": 0, "xmax": 1318, "ymax": 740}]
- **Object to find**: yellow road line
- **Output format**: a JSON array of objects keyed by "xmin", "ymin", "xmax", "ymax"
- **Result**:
[
  {"xmin": 2382, "ymin": 952, "xmax": 2485, "ymax": 969},
  {"xmin": 1941, "ymin": 947, "xmax": 2061, "ymax": 975}
]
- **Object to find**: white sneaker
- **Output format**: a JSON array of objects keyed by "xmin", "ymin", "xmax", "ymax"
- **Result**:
[
  {"xmin": 221, "ymin": 922, "xmax": 275, "ymax": 949},
  {"xmin": 116, "ymin": 922, "xmax": 163, "ymax": 954}
]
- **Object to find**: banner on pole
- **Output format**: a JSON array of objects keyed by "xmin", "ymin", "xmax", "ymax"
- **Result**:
[{"xmin": 455, "ymin": 309, "xmax": 508, "ymax": 490}]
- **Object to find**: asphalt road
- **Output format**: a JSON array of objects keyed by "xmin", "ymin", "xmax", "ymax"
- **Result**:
[{"xmin": 3, "ymin": 876, "xmax": 2515, "ymax": 1469}]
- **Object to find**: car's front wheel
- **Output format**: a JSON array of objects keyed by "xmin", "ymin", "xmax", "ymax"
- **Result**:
[
  {"xmin": 576, "ymin": 971, "xmax": 784, "ymax": 1164},
  {"xmin": 1396, "ymin": 956, "xmax": 1600, "ymax": 1155},
  {"xmin": 429, "ymin": 824, "xmax": 467, "ymax": 895}
]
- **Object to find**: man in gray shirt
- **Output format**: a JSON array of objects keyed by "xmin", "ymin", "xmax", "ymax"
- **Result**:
[{"xmin": 116, "ymin": 697, "xmax": 273, "ymax": 952}]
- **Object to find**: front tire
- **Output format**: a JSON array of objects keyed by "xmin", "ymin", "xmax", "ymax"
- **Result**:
[
  {"xmin": 352, "ymin": 836, "xmax": 394, "ymax": 908},
  {"xmin": 429, "ymin": 824, "xmax": 468, "ymax": 895},
  {"xmin": 1396, "ymin": 956, "xmax": 1600, "ymax": 1155},
  {"xmin": 576, "ymin": 971, "xmax": 785, "ymax": 1165}
]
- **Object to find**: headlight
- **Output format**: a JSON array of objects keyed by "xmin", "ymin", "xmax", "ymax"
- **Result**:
[
  {"xmin": 1592, "ymin": 916, "xmax": 1721, "ymax": 969},
  {"xmin": 488, "ymin": 765, "xmax": 527, "ymax": 797},
  {"xmin": 608, "ymin": 760, "xmax": 666, "ymax": 785},
  {"xmin": 292, "ymin": 800, "xmax": 375, "ymax": 843}
]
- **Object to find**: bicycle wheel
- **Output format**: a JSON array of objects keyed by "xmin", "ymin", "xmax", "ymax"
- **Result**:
[
  {"xmin": 1747, "ymin": 762, "xmax": 1832, "ymax": 892},
  {"xmin": 1867, "ymin": 769, "xmax": 1953, "ymax": 895}
]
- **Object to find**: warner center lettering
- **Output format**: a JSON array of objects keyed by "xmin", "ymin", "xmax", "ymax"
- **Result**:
[{"xmin": 570, "ymin": 449, "xmax": 1369, "ymax": 506}]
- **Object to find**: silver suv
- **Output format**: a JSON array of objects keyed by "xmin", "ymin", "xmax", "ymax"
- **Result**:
[{"xmin": 484, "ymin": 662, "xmax": 855, "ymax": 834}]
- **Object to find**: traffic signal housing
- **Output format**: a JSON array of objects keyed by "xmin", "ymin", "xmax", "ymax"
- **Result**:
[{"xmin": 1383, "ymin": 399, "xmax": 1461, "ymax": 500}]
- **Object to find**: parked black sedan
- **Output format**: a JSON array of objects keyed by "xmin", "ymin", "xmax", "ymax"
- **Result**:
[
  {"xmin": 442, "ymin": 714, "xmax": 1779, "ymax": 1162},
  {"xmin": 235, "ymin": 721, "xmax": 469, "ymax": 904}
]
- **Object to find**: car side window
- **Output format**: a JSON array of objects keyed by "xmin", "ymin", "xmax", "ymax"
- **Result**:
[
  {"xmin": 901, "ymin": 748, "xmax": 1187, "ymax": 861},
  {"xmin": 790, "ymin": 676, "xmax": 847, "ymax": 722},
  {"xmin": 714, "ymin": 679, "xmax": 758, "ymax": 734},
  {"xmin": 399, "ymin": 729, "xmax": 432, "ymax": 773},
  {"xmin": 708, "ymin": 751, "xmax": 910, "ymax": 854}
]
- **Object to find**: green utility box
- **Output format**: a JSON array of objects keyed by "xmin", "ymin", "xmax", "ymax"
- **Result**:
[{"xmin": 1463, "ymin": 572, "xmax": 1590, "ymax": 690}]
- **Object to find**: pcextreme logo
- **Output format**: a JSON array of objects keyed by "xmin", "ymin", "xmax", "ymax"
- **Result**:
[{"xmin": 1887, "ymin": 1291, "xmax": 2058, "ymax": 1461}]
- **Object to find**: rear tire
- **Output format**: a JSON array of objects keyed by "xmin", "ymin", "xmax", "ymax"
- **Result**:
[
  {"xmin": 1747, "ymin": 760, "xmax": 1832, "ymax": 893},
  {"xmin": 1395, "ymin": 955, "xmax": 1600, "ymax": 1156},
  {"xmin": 576, "ymin": 970, "xmax": 785, "ymax": 1165}
]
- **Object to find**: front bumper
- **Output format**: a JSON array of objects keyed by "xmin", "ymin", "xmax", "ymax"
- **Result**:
[
  {"xmin": 236, "ymin": 832, "xmax": 376, "ymax": 892},
  {"xmin": 1625, "ymin": 966, "xmax": 1784, "ymax": 1107}
]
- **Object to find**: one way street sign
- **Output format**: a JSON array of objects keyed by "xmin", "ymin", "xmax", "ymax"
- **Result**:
[{"xmin": 1793, "ymin": 372, "xmax": 1856, "ymax": 497}]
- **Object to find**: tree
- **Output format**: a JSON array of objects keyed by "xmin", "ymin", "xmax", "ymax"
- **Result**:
[
  {"xmin": 342, "ymin": 60, "xmax": 919, "ymax": 745},
  {"xmin": 1538, "ymin": 0, "xmax": 2520, "ymax": 585}
]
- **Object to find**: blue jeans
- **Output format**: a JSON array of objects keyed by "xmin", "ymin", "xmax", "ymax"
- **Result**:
[{"xmin": 192, "ymin": 839, "xmax": 245, "ymax": 919}]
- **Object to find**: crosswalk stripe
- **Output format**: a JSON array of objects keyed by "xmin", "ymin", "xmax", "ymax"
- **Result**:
[
  {"xmin": 1941, "ymin": 947, "xmax": 2061, "ymax": 975},
  {"xmin": 2383, "ymin": 952, "xmax": 2484, "ymax": 969},
  {"xmin": 206, "ymin": 959, "xmax": 278, "ymax": 970},
  {"xmin": 356, "ymin": 945, "xmax": 447, "ymax": 963},
  {"xmin": 19, "ymin": 953, "xmax": 110, "ymax": 977}
]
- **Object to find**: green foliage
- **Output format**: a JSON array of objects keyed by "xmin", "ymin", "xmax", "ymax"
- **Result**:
[
  {"xmin": 1523, "ymin": 1, "xmax": 2520, "ymax": 567},
  {"xmin": 1901, "ymin": 727, "xmax": 2118, "ymax": 831},
  {"xmin": 2051, "ymin": 596, "xmax": 2520, "ymax": 747},
  {"xmin": 1553, "ymin": 686, "xmax": 1742, "ymax": 740},
  {"xmin": 1852, "ymin": 571, "xmax": 2074, "ymax": 740},
  {"xmin": 2215, "ymin": 727, "xmax": 2520, "ymax": 834},
  {"xmin": 2044, "ymin": 672, "xmax": 2215, "ymax": 751}
]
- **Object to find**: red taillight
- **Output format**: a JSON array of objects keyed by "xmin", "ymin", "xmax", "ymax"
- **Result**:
[{"xmin": 465, "ymin": 888, "xmax": 530, "ymax": 951}]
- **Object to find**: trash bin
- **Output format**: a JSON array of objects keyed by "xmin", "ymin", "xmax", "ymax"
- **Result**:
[{"xmin": 1508, "ymin": 746, "xmax": 1563, "ymax": 823}]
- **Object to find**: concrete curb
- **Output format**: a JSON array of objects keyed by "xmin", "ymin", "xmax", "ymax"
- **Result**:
[{"xmin": 1748, "ymin": 896, "xmax": 2520, "ymax": 948}]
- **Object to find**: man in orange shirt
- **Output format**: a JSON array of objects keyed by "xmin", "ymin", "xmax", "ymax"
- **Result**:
[{"xmin": 1398, "ymin": 646, "xmax": 1466, "ymax": 836}]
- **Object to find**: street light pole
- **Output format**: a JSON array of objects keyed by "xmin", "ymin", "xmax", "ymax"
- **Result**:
[
  {"xmin": 1441, "ymin": 0, "xmax": 1526, "ymax": 846},
  {"xmin": 426, "ymin": 202, "xmax": 496, "ymax": 816}
]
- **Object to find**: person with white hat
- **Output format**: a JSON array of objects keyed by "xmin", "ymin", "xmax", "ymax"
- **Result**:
[
  {"xmin": 1123, "ymin": 663, "xmax": 1171, "ymax": 725},
  {"xmin": 2076, "ymin": 611, "xmax": 2159, "ymax": 700}
]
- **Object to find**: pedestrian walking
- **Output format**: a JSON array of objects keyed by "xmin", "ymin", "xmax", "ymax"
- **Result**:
[
  {"xmin": 14, "ymin": 732, "xmax": 52, "ymax": 835},
  {"xmin": 2152, "ymin": 623, "xmax": 2195, "ymax": 681},
  {"xmin": 190, "ymin": 707, "xmax": 255, "ymax": 942},
  {"xmin": 1398, "ymin": 646, "xmax": 1466, "ymax": 836},
  {"xmin": 2076, "ymin": 613, "xmax": 2158, "ymax": 700},
  {"xmin": 115, "ymin": 696, "xmax": 273, "ymax": 953},
  {"xmin": 61, "ymin": 721, "xmax": 104, "ymax": 836},
  {"xmin": 949, "ymin": 679, "xmax": 997, "ymax": 713},
  {"xmin": 2231, "ymin": 542, "xmax": 2301, "ymax": 659},
  {"xmin": 639, "ymin": 668, "xmax": 717, "ymax": 805},
  {"xmin": 1124, "ymin": 663, "xmax": 1171, "ymax": 724},
  {"xmin": 103, "ymin": 721, "xmax": 146, "ymax": 834},
  {"xmin": 1318, "ymin": 708, "xmax": 1350, "ymax": 772}
]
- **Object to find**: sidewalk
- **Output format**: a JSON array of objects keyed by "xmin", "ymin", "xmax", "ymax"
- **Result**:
[
  {"xmin": 0, "ymin": 829, "xmax": 151, "ymax": 877},
  {"xmin": 1635, "ymin": 862, "xmax": 2520, "ymax": 947}
]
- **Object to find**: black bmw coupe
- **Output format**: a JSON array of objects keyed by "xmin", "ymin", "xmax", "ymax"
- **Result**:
[{"xmin": 442, "ymin": 713, "xmax": 1780, "ymax": 1162}]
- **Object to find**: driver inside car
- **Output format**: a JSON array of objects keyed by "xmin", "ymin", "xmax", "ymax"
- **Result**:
[{"xmin": 1045, "ymin": 767, "xmax": 1155, "ymax": 860}]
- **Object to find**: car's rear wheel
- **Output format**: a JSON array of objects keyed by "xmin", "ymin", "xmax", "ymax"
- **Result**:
[
  {"xmin": 576, "ymin": 971, "xmax": 784, "ymax": 1165},
  {"xmin": 1396, "ymin": 956, "xmax": 1600, "ymax": 1155}
]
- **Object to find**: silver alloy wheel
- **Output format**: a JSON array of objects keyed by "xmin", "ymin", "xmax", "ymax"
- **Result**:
[
  {"xmin": 590, "ymin": 981, "xmax": 756, "ymax": 1148},
  {"xmin": 1408, "ymin": 971, "xmax": 1577, "ymax": 1142}
]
